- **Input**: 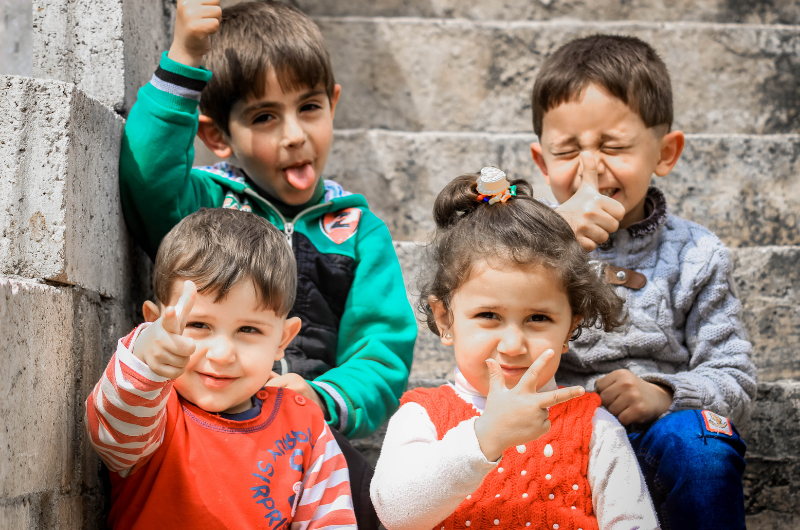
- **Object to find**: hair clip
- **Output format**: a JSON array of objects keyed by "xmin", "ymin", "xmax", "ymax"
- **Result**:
[{"xmin": 476, "ymin": 167, "xmax": 516, "ymax": 204}]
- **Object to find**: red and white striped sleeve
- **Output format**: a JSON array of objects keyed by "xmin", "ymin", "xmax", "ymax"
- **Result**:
[
  {"xmin": 84, "ymin": 324, "xmax": 173, "ymax": 477},
  {"xmin": 291, "ymin": 422, "xmax": 357, "ymax": 530}
]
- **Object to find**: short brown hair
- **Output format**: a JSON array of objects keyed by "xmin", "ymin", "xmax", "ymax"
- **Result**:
[
  {"xmin": 153, "ymin": 208, "xmax": 296, "ymax": 316},
  {"xmin": 200, "ymin": 1, "xmax": 335, "ymax": 135},
  {"xmin": 420, "ymin": 172, "xmax": 625, "ymax": 339},
  {"xmin": 532, "ymin": 35, "xmax": 673, "ymax": 137}
]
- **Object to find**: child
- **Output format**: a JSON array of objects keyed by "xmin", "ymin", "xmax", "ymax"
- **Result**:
[
  {"xmin": 530, "ymin": 35, "xmax": 756, "ymax": 528},
  {"xmin": 371, "ymin": 169, "xmax": 659, "ymax": 530},
  {"xmin": 118, "ymin": 0, "xmax": 416, "ymax": 442},
  {"xmin": 85, "ymin": 208, "xmax": 356, "ymax": 529}
]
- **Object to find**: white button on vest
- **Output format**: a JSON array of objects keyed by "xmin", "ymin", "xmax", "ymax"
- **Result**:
[
  {"xmin": 554, "ymin": 525, "xmax": 559, "ymax": 529},
  {"xmin": 495, "ymin": 494, "xmax": 500, "ymax": 498},
  {"xmin": 545, "ymin": 474, "xmax": 551, "ymax": 480},
  {"xmin": 549, "ymin": 493, "xmax": 555, "ymax": 500},
  {"xmin": 498, "ymin": 467, "xmax": 504, "ymax": 473},
  {"xmin": 522, "ymin": 493, "xmax": 528, "ymax": 498},
  {"xmin": 573, "ymin": 484, "xmax": 579, "ymax": 490},
  {"xmin": 494, "ymin": 519, "xmax": 500, "ymax": 525},
  {"xmin": 521, "ymin": 470, "xmax": 527, "ymax": 476},
  {"xmin": 465, "ymin": 522, "xmax": 471, "ymax": 527},
  {"xmin": 543, "ymin": 444, "xmax": 553, "ymax": 457},
  {"xmin": 516, "ymin": 444, "xmax": 526, "ymax": 454}
]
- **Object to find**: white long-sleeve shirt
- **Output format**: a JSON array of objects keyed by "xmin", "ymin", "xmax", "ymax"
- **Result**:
[{"xmin": 370, "ymin": 369, "xmax": 658, "ymax": 530}]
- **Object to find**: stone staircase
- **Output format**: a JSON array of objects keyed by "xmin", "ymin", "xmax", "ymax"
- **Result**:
[
  {"xmin": 285, "ymin": 2, "xmax": 800, "ymax": 527},
  {"xmin": 0, "ymin": 0, "xmax": 797, "ymax": 527}
]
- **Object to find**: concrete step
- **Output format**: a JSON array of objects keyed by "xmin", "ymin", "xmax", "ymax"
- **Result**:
[
  {"xmin": 325, "ymin": 131, "xmax": 800, "ymax": 248},
  {"xmin": 0, "ymin": 76, "xmax": 150, "ymax": 299},
  {"xmin": 0, "ymin": 276, "xmax": 139, "ymax": 529},
  {"xmin": 394, "ymin": 242, "xmax": 800, "ymax": 383},
  {"xmin": 295, "ymin": 0, "xmax": 800, "ymax": 25},
  {"xmin": 352, "ymin": 378, "xmax": 800, "ymax": 524},
  {"xmin": 317, "ymin": 18, "xmax": 800, "ymax": 134}
]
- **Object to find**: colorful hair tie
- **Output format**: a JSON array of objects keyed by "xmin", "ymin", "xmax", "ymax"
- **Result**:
[{"xmin": 476, "ymin": 167, "xmax": 516, "ymax": 204}]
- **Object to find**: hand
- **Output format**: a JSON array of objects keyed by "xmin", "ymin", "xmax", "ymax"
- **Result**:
[
  {"xmin": 265, "ymin": 372, "xmax": 325, "ymax": 411},
  {"xmin": 473, "ymin": 350, "xmax": 585, "ymax": 461},
  {"xmin": 132, "ymin": 280, "xmax": 197, "ymax": 379},
  {"xmin": 595, "ymin": 369, "xmax": 674, "ymax": 425},
  {"xmin": 555, "ymin": 151, "xmax": 626, "ymax": 252},
  {"xmin": 169, "ymin": 0, "xmax": 222, "ymax": 67}
]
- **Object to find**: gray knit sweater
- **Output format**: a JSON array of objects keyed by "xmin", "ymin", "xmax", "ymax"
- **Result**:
[{"xmin": 557, "ymin": 187, "xmax": 757, "ymax": 426}]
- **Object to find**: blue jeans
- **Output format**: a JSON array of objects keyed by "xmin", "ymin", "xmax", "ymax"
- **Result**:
[{"xmin": 627, "ymin": 410, "xmax": 747, "ymax": 530}]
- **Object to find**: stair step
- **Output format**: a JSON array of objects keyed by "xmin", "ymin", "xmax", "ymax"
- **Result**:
[
  {"xmin": 327, "ymin": 131, "xmax": 800, "ymax": 248},
  {"xmin": 395, "ymin": 242, "xmax": 800, "ymax": 383},
  {"xmin": 317, "ymin": 18, "xmax": 800, "ymax": 134},
  {"xmin": 296, "ymin": 0, "xmax": 800, "ymax": 25}
]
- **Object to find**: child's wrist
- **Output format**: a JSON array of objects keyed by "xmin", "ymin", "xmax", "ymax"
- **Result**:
[
  {"xmin": 473, "ymin": 417, "xmax": 503, "ymax": 462},
  {"xmin": 167, "ymin": 44, "xmax": 204, "ymax": 69}
]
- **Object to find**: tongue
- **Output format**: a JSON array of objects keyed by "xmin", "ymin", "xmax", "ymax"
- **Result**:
[{"xmin": 284, "ymin": 163, "xmax": 316, "ymax": 190}]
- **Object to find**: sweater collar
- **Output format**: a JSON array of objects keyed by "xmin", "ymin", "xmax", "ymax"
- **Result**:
[{"xmin": 625, "ymin": 186, "xmax": 669, "ymax": 238}]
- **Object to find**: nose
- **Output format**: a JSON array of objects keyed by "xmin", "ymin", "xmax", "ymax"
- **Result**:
[
  {"xmin": 203, "ymin": 335, "xmax": 236, "ymax": 364},
  {"xmin": 281, "ymin": 114, "xmax": 306, "ymax": 149},
  {"xmin": 496, "ymin": 325, "xmax": 527, "ymax": 357}
]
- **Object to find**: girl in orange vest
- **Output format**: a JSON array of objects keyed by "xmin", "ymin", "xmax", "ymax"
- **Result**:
[{"xmin": 370, "ymin": 169, "xmax": 659, "ymax": 530}]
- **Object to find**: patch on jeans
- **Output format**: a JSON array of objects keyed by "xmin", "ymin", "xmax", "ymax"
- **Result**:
[{"xmin": 702, "ymin": 410, "xmax": 733, "ymax": 436}]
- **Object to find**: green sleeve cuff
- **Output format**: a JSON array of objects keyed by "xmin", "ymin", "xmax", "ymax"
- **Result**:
[{"xmin": 159, "ymin": 51, "xmax": 212, "ymax": 81}]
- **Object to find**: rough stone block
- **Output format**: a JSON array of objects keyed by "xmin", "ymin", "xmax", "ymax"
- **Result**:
[
  {"xmin": 318, "ymin": 19, "xmax": 800, "ymax": 134},
  {"xmin": 32, "ymin": 0, "xmax": 172, "ymax": 113},
  {"xmin": 0, "ymin": 0, "xmax": 33, "ymax": 77},
  {"xmin": 733, "ymin": 247, "xmax": 800, "ymax": 381},
  {"xmin": 0, "ymin": 277, "xmax": 137, "ymax": 528},
  {"xmin": 297, "ymin": 0, "xmax": 800, "ymax": 25},
  {"xmin": 328, "ymin": 131, "xmax": 800, "ymax": 247},
  {"xmin": 0, "ymin": 76, "xmax": 146, "ymax": 298},
  {"xmin": 395, "ymin": 241, "xmax": 800, "ymax": 381}
]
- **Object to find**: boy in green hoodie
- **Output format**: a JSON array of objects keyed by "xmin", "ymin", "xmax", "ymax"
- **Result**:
[{"xmin": 120, "ymin": 0, "xmax": 415, "ymax": 459}]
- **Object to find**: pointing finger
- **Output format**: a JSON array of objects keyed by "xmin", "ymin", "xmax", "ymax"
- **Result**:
[
  {"xmin": 578, "ymin": 151, "xmax": 600, "ymax": 191},
  {"xmin": 539, "ymin": 386, "xmax": 585, "ymax": 409},
  {"xmin": 174, "ymin": 280, "xmax": 197, "ymax": 333},
  {"xmin": 485, "ymin": 358, "xmax": 507, "ymax": 396},
  {"xmin": 518, "ymin": 349, "xmax": 554, "ymax": 393},
  {"xmin": 162, "ymin": 305, "xmax": 181, "ymax": 336}
]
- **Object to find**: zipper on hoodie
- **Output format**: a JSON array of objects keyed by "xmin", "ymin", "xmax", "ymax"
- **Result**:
[{"xmin": 243, "ymin": 188, "xmax": 330, "ymax": 249}]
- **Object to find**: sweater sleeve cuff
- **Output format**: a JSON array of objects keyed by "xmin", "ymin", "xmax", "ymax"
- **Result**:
[
  {"xmin": 640, "ymin": 372, "xmax": 705, "ymax": 416},
  {"xmin": 142, "ymin": 51, "xmax": 213, "ymax": 113},
  {"xmin": 308, "ymin": 381, "xmax": 348, "ymax": 433}
]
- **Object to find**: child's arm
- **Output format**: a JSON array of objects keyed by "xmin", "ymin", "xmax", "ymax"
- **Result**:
[
  {"xmin": 84, "ymin": 283, "xmax": 197, "ymax": 475},
  {"xmin": 305, "ymin": 219, "xmax": 418, "ymax": 438},
  {"xmin": 371, "ymin": 354, "xmax": 584, "ymax": 530},
  {"xmin": 291, "ymin": 422, "xmax": 357, "ymax": 530},
  {"xmin": 587, "ymin": 408, "xmax": 659, "ymax": 529},
  {"xmin": 598, "ymin": 240, "xmax": 756, "ymax": 426},
  {"xmin": 119, "ymin": 0, "xmax": 225, "ymax": 258}
]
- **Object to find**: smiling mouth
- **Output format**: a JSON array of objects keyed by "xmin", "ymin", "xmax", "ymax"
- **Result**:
[
  {"xmin": 197, "ymin": 373, "xmax": 237, "ymax": 389},
  {"xmin": 600, "ymin": 188, "xmax": 619, "ymax": 198}
]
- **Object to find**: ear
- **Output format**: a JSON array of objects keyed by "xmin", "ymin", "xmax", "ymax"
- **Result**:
[
  {"xmin": 654, "ymin": 130, "xmax": 684, "ymax": 177},
  {"xmin": 530, "ymin": 142, "xmax": 551, "ymax": 185},
  {"xmin": 328, "ymin": 84, "xmax": 342, "ymax": 121},
  {"xmin": 143, "ymin": 300, "xmax": 161, "ymax": 323},
  {"xmin": 274, "ymin": 316, "xmax": 302, "ymax": 361},
  {"xmin": 429, "ymin": 296, "xmax": 453, "ymax": 346},
  {"xmin": 564, "ymin": 315, "xmax": 583, "ymax": 352},
  {"xmin": 197, "ymin": 114, "xmax": 233, "ymax": 159}
]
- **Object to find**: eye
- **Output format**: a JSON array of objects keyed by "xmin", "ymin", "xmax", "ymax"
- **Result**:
[
  {"xmin": 552, "ymin": 150, "xmax": 578, "ymax": 157},
  {"xmin": 528, "ymin": 314, "xmax": 552, "ymax": 323},
  {"xmin": 300, "ymin": 102, "xmax": 322, "ymax": 112},
  {"xmin": 475, "ymin": 312, "xmax": 498, "ymax": 320},
  {"xmin": 186, "ymin": 322, "xmax": 208, "ymax": 330},
  {"xmin": 252, "ymin": 113, "xmax": 274, "ymax": 124},
  {"xmin": 239, "ymin": 326, "xmax": 262, "ymax": 334}
]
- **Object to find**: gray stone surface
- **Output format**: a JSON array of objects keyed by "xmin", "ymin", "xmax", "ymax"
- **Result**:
[
  {"xmin": 325, "ymin": 131, "xmax": 800, "ymax": 248},
  {"xmin": 733, "ymin": 247, "xmax": 800, "ymax": 382},
  {"xmin": 0, "ymin": 0, "xmax": 32, "ymax": 77},
  {"xmin": 317, "ymin": 18, "xmax": 800, "ymax": 134},
  {"xmin": 0, "ymin": 76, "xmax": 146, "ymax": 298},
  {"xmin": 296, "ymin": 0, "xmax": 800, "ymax": 24},
  {"xmin": 395, "ymin": 241, "xmax": 800, "ymax": 383},
  {"xmin": 0, "ymin": 277, "xmax": 139, "ymax": 530},
  {"xmin": 32, "ymin": 0, "xmax": 171, "ymax": 114}
]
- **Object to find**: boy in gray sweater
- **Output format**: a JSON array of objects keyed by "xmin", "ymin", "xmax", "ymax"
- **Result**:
[{"xmin": 530, "ymin": 35, "xmax": 755, "ymax": 529}]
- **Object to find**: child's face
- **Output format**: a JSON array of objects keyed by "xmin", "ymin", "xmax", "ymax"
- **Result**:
[
  {"xmin": 434, "ymin": 261, "xmax": 580, "ymax": 397},
  {"xmin": 161, "ymin": 279, "xmax": 299, "ymax": 414},
  {"xmin": 224, "ymin": 68, "xmax": 341, "ymax": 206},
  {"xmin": 532, "ymin": 83, "xmax": 671, "ymax": 228}
]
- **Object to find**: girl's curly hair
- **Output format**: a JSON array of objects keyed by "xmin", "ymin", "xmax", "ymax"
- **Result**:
[{"xmin": 418, "ymin": 172, "xmax": 625, "ymax": 339}]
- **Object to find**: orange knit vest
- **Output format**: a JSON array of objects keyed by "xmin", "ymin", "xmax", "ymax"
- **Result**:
[{"xmin": 401, "ymin": 385, "xmax": 601, "ymax": 530}]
